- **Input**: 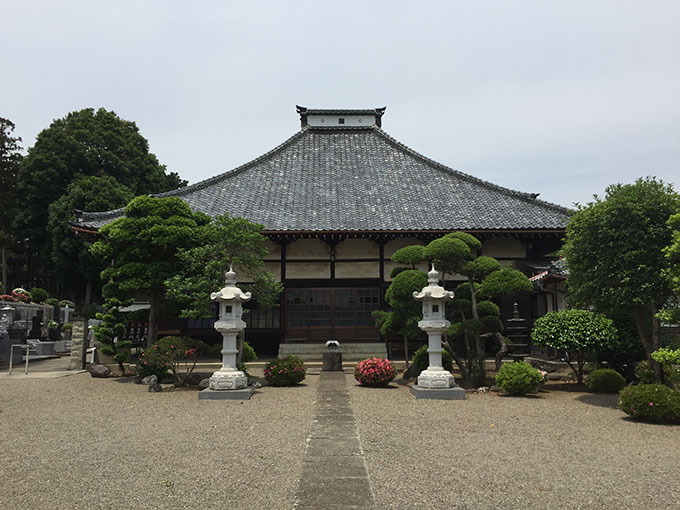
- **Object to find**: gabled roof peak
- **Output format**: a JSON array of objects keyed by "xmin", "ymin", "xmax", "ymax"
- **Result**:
[{"xmin": 296, "ymin": 105, "xmax": 386, "ymax": 128}]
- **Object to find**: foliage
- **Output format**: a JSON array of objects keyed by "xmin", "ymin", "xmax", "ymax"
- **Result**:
[
  {"xmin": 584, "ymin": 369, "xmax": 627, "ymax": 393},
  {"xmin": 241, "ymin": 341, "xmax": 258, "ymax": 363},
  {"xmin": 618, "ymin": 384, "xmax": 680, "ymax": 423},
  {"xmin": 593, "ymin": 311, "xmax": 646, "ymax": 380},
  {"xmin": 91, "ymin": 196, "xmax": 211, "ymax": 345},
  {"xmin": 562, "ymin": 177, "xmax": 680, "ymax": 382},
  {"xmin": 29, "ymin": 287, "xmax": 48, "ymax": 304},
  {"xmin": 136, "ymin": 336, "xmax": 210, "ymax": 386},
  {"xmin": 636, "ymin": 360, "xmax": 680, "ymax": 387},
  {"xmin": 660, "ymin": 213, "xmax": 680, "ymax": 323},
  {"xmin": 45, "ymin": 297, "xmax": 59, "ymax": 306},
  {"xmin": 15, "ymin": 108, "xmax": 186, "ymax": 288},
  {"xmin": 93, "ymin": 297, "xmax": 133, "ymax": 374},
  {"xmin": 375, "ymin": 269, "xmax": 428, "ymax": 367},
  {"xmin": 354, "ymin": 357, "xmax": 397, "ymax": 387},
  {"xmin": 264, "ymin": 356, "xmax": 306, "ymax": 386},
  {"xmin": 0, "ymin": 117, "xmax": 22, "ymax": 293},
  {"xmin": 59, "ymin": 299, "xmax": 76, "ymax": 309},
  {"xmin": 47, "ymin": 175, "xmax": 134, "ymax": 300},
  {"xmin": 531, "ymin": 309, "xmax": 618, "ymax": 384},
  {"xmin": 0, "ymin": 294, "xmax": 15, "ymax": 302},
  {"xmin": 495, "ymin": 362, "xmax": 543, "ymax": 395},
  {"xmin": 422, "ymin": 236, "xmax": 470, "ymax": 275},
  {"xmin": 411, "ymin": 344, "xmax": 454, "ymax": 372},
  {"xmin": 391, "ymin": 245, "xmax": 425, "ymax": 268},
  {"xmin": 651, "ymin": 347, "xmax": 680, "ymax": 366},
  {"xmin": 166, "ymin": 214, "xmax": 281, "ymax": 319}
]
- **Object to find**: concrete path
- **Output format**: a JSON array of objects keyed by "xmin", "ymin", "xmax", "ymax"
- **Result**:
[{"xmin": 294, "ymin": 371, "xmax": 375, "ymax": 509}]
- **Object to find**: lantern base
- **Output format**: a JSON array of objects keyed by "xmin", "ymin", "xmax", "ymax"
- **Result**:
[
  {"xmin": 208, "ymin": 370, "xmax": 248, "ymax": 390},
  {"xmin": 410, "ymin": 385, "xmax": 466, "ymax": 400},
  {"xmin": 417, "ymin": 369, "xmax": 456, "ymax": 389},
  {"xmin": 199, "ymin": 387, "xmax": 253, "ymax": 400}
]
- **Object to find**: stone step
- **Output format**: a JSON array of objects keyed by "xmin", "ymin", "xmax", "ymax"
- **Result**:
[{"xmin": 278, "ymin": 342, "xmax": 388, "ymax": 361}]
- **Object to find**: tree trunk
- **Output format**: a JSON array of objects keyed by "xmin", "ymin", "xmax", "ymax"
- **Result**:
[
  {"xmin": 490, "ymin": 332, "xmax": 509, "ymax": 371},
  {"xmin": 443, "ymin": 338, "xmax": 469, "ymax": 381},
  {"xmin": 1, "ymin": 246, "xmax": 6, "ymax": 294},
  {"xmin": 403, "ymin": 333, "xmax": 409, "ymax": 368},
  {"xmin": 147, "ymin": 289, "xmax": 162, "ymax": 347},
  {"xmin": 84, "ymin": 276, "xmax": 94, "ymax": 308},
  {"xmin": 633, "ymin": 304, "xmax": 665, "ymax": 383}
]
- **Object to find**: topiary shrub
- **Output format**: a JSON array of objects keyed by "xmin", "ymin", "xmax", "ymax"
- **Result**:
[
  {"xmin": 354, "ymin": 357, "xmax": 397, "ymax": 387},
  {"xmin": 495, "ymin": 361, "xmax": 543, "ymax": 395},
  {"xmin": 635, "ymin": 360, "xmax": 680, "ymax": 386},
  {"xmin": 411, "ymin": 345, "xmax": 454, "ymax": 372},
  {"xmin": 45, "ymin": 297, "xmax": 59, "ymax": 306},
  {"xmin": 585, "ymin": 368, "xmax": 626, "ymax": 393},
  {"xmin": 618, "ymin": 384, "xmax": 680, "ymax": 423},
  {"xmin": 29, "ymin": 287, "xmax": 48, "ymax": 304},
  {"xmin": 264, "ymin": 356, "xmax": 306, "ymax": 386},
  {"xmin": 242, "ymin": 341, "xmax": 258, "ymax": 363},
  {"xmin": 58, "ymin": 299, "xmax": 76, "ymax": 309}
]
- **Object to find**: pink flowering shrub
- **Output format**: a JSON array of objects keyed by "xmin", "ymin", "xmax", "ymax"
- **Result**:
[
  {"xmin": 136, "ymin": 336, "xmax": 209, "ymax": 385},
  {"xmin": 0, "ymin": 294, "xmax": 16, "ymax": 302},
  {"xmin": 618, "ymin": 384, "xmax": 680, "ymax": 423},
  {"xmin": 354, "ymin": 357, "xmax": 396, "ymax": 387},
  {"xmin": 264, "ymin": 356, "xmax": 306, "ymax": 386},
  {"xmin": 11, "ymin": 288, "xmax": 30, "ymax": 303}
]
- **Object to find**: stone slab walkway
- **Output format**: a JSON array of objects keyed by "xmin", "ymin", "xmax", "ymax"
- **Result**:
[{"xmin": 294, "ymin": 371, "xmax": 375, "ymax": 509}]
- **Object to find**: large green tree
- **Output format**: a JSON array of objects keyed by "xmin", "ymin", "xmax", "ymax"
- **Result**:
[
  {"xmin": 660, "ymin": 212, "xmax": 680, "ymax": 324},
  {"xmin": 563, "ymin": 177, "xmax": 680, "ymax": 381},
  {"xmin": 0, "ymin": 118, "xmax": 23, "ymax": 292},
  {"xmin": 166, "ymin": 214, "xmax": 283, "ymax": 320},
  {"xmin": 91, "ymin": 196, "xmax": 210, "ymax": 345},
  {"xmin": 47, "ymin": 175, "xmax": 134, "ymax": 304},
  {"xmin": 15, "ymin": 108, "xmax": 186, "ymax": 287}
]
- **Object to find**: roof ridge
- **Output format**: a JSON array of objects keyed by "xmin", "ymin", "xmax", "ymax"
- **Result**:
[
  {"xmin": 372, "ymin": 127, "xmax": 571, "ymax": 215},
  {"xmin": 153, "ymin": 128, "xmax": 310, "ymax": 199}
]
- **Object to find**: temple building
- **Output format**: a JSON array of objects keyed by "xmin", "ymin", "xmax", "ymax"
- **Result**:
[{"xmin": 75, "ymin": 106, "xmax": 569, "ymax": 356}]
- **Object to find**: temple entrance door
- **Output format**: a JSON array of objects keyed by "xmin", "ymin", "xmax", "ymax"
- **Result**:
[{"xmin": 284, "ymin": 287, "xmax": 381, "ymax": 342}]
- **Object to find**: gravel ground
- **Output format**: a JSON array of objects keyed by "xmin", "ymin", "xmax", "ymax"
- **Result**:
[
  {"xmin": 3, "ymin": 369, "xmax": 679, "ymax": 510},
  {"xmin": 0, "ymin": 368, "xmax": 316, "ymax": 510},
  {"xmin": 349, "ymin": 381, "xmax": 680, "ymax": 510}
]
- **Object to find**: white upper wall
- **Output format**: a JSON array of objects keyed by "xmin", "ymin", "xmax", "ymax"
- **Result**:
[{"xmin": 306, "ymin": 114, "xmax": 376, "ymax": 127}]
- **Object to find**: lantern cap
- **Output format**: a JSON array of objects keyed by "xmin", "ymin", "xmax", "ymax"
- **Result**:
[
  {"xmin": 413, "ymin": 264, "xmax": 455, "ymax": 302},
  {"xmin": 210, "ymin": 265, "xmax": 252, "ymax": 303}
]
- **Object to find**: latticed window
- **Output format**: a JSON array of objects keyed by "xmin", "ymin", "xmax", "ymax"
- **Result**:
[{"xmin": 286, "ymin": 288, "xmax": 379, "ymax": 328}]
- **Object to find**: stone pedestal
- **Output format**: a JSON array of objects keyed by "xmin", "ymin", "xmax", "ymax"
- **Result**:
[
  {"xmin": 199, "ymin": 387, "xmax": 253, "ymax": 400},
  {"xmin": 208, "ymin": 368, "xmax": 248, "ymax": 390},
  {"xmin": 322, "ymin": 351, "xmax": 343, "ymax": 371},
  {"xmin": 69, "ymin": 321, "xmax": 86, "ymax": 371},
  {"xmin": 410, "ymin": 385, "xmax": 467, "ymax": 400}
]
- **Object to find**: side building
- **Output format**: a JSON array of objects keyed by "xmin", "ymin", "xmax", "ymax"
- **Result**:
[{"xmin": 74, "ymin": 106, "xmax": 569, "ymax": 356}]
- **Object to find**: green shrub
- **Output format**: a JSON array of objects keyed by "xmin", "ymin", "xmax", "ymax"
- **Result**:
[
  {"xmin": 495, "ymin": 361, "xmax": 543, "ymax": 395},
  {"xmin": 354, "ymin": 358, "xmax": 397, "ymax": 387},
  {"xmin": 411, "ymin": 345, "xmax": 454, "ymax": 372},
  {"xmin": 635, "ymin": 360, "xmax": 680, "ymax": 386},
  {"xmin": 585, "ymin": 368, "xmax": 626, "ymax": 393},
  {"xmin": 242, "ymin": 341, "xmax": 257, "ymax": 363},
  {"xmin": 29, "ymin": 287, "xmax": 48, "ymax": 303},
  {"xmin": 45, "ymin": 297, "xmax": 59, "ymax": 306},
  {"xmin": 136, "ymin": 336, "xmax": 210, "ymax": 385},
  {"xmin": 264, "ymin": 356, "xmax": 306, "ymax": 386},
  {"xmin": 618, "ymin": 384, "xmax": 680, "ymax": 423},
  {"xmin": 58, "ymin": 299, "xmax": 76, "ymax": 309}
]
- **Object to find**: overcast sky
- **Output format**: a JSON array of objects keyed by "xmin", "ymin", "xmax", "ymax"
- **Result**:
[{"xmin": 3, "ymin": 0, "xmax": 679, "ymax": 209}]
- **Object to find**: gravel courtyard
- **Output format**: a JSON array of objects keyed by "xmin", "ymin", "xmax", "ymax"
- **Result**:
[{"xmin": 1, "ymin": 368, "xmax": 679, "ymax": 509}]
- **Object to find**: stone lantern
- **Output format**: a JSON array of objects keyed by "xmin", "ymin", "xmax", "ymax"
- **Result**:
[
  {"xmin": 199, "ymin": 266, "xmax": 253, "ymax": 400},
  {"xmin": 410, "ymin": 265, "xmax": 466, "ymax": 399}
]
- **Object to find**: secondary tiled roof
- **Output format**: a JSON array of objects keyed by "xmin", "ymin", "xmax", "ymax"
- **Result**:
[{"xmin": 76, "ymin": 125, "xmax": 570, "ymax": 232}]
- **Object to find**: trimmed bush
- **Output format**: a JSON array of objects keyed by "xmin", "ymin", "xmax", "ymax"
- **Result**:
[
  {"xmin": 264, "ymin": 356, "xmax": 306, "ymax": 386},
  {"xmin": 495, "ymin": 361, "xmax": 543, "ymax": 395},
  {"xmin": 411, "ymin": 345, "xmax": 454, "ymax": 372},
  {"xmin": 136, "ymin": 336, "xmax": 210, "ymax": 384},
  {"xmin": 635, "ymin": 360, "xmax": 680, "ymax": 386},
  {"xmin": 58, "ymin": 299, "xmax": 76, "ymax": 309},
  {"xmin": 45, "ymin": 297, "xmax": 59, "ymax": 306},
  {"xmin": 618, "ymin": 384, "xmax": 680, "ymax": 423},
  {"xmin": 354, "ymin": 357, "xmax": 397, "ymax": 387},
  {"xmin": 29, "ymin": 287, "xmax": 48, "ymax": 304},
  {"xmin": 585, "ymin": 368, "xmax": 626, "ymax": 393}
]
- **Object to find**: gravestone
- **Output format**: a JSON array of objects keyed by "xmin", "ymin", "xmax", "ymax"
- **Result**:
[
  {"xmin": 28, "ymin": 316, "xmax": 42, "ymax": 339},
  {"xmin": 322, "ymin": 340, "xmax": 342, "ymax": 371}
]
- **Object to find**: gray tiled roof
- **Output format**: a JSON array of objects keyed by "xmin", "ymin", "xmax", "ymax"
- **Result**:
[{"xmin": 77, "ymin": 126, "xmax": 569, "ymax": 232}]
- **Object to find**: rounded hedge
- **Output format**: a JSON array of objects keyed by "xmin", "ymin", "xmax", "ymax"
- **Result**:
[
  {"xmin": 264, "ymin": 356, "xmax": 306, "ymax": 386},
  {"xmin": 354, "ymin": 357, "xmax": 396, "ymax": 387},
  {"xmin": 585, "ymin": 368, "xmax": 626, "ymax": 393},
  {"xmin": 495, "ymin": 361, "xmax": 543, "ymax": 395},
  {"xmin": 411, "ymin": 345, "xmax": 454, "ymax": 373},
  {"xmin": 618, "ymin": 384, "xmax": 680, "ymax": 423}
]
